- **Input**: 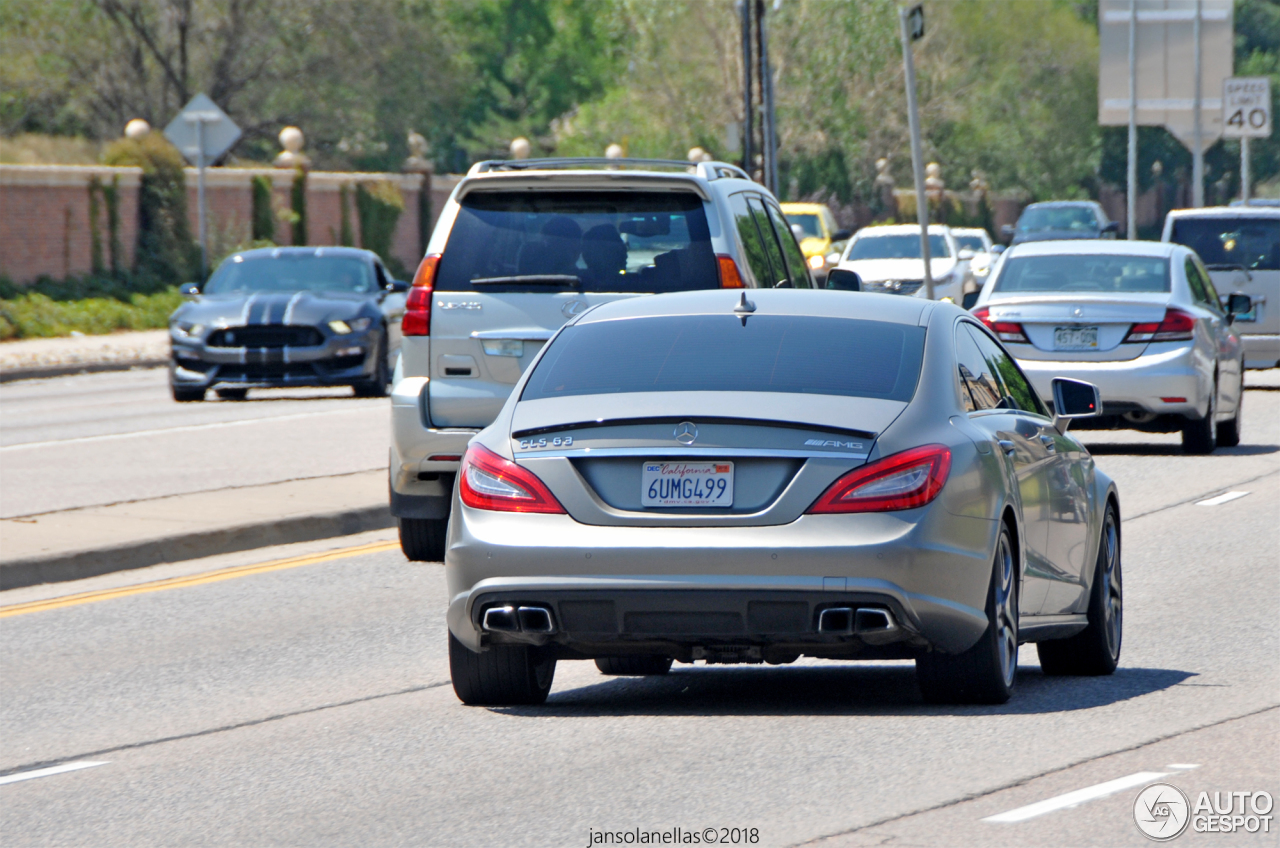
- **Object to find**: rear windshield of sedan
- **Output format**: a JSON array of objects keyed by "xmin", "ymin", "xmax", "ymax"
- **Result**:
[
  {"xmin": 435, "ymin": 191, "xmax": 718, "ymax": 293},
  {"xmin": 846, "ymin": 234, "xmax": 951, "ymax": 260},
  {"xmin": 993, "ymin": 254, "xmax": 1170, "ymax": 294},
  {"xmin": 521, "ymin": 315, "xmax": 925, "ymax": 402},
  {"xmin": 205, "ymin": 255, "xmax": 375, "ymax": 294},
  {"xmin": 1168, "ymin": 217, "xmax": 1279, "ymax": 271}
]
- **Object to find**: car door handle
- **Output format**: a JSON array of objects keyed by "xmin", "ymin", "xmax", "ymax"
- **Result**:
[
  {"xmin": 998, "ymin": 439, "xmax": 1016, "ymax": 456},
  {"xmin": 1039, "ymin": 435, "xmax": 1056, "ymax": 451}
]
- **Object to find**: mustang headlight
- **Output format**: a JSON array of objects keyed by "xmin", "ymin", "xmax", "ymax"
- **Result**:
[
  {"xmin": 329, "ymin": 317, "xmax": 372, "ymax": 334},
  {"xmin": 173, "ymin": 322, "xmax": 204, "ymax": 337}
]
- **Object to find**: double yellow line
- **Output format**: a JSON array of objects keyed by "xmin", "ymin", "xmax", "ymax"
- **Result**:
[{"xmin": 0, "ymin": 540, "xmax": 401, "ymax": 618}]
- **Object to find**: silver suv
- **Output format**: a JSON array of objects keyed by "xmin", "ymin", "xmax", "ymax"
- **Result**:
[{"xmin": 389, "ymin": 158, "xmax": 815, "ymax": 560}]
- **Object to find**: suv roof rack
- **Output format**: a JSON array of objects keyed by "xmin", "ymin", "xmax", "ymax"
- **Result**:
[{"xmin": 468, "ymin": 157, "xmax": 751, "ymax": 183}]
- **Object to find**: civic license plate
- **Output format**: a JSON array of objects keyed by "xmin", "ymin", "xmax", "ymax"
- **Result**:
[
  {"xmin": 641, "ymin": 462, "xmax": 734, "ymax": 507},
  {"xmin": 1054, "ymin": 326, "xmax": 1099, "ymax": 351}
]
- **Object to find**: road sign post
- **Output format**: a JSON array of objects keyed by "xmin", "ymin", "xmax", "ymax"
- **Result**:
[
  {"xmin": 1223, "ymin": 77, "xmax": 1273, "ymax": 203},
  {"xmin": 164, "ymin": 94, "xmax": 241, "ymax": 280},
  {"xmin": 898, "ymin": 3, "xmax": 933, "ymax": 301}
]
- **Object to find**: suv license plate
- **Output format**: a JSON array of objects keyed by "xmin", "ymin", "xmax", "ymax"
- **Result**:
[
  {"xmin": 642, "ymin": 462, "xmax": 733, "ymax": 507},
  {"xmin": 1054, "ymin": 326, "xmax": 1099, "ymax": 350}
]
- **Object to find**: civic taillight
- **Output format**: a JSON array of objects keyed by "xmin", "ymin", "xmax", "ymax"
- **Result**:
[
  {"xmin": 717, "ymin": 254, "xmax": 746, "ymax": 288},
  {"xmin": 971, "ymin": 307, "xmax": 1028, "ymax": 344},
  {"xmin": 458, "ymin": 444, "xmax": 566, "ymax": 514},
  {"xmin": 1122, "ymin": 307, "xmax": 1196, "ymax": 343},
  {"xmin": 806, "ymin": 444, "xmax": 952, "ymax": 514},
  {"xmin": 402, "ymin": 254, "xmax": 439, "ymax": 336}
]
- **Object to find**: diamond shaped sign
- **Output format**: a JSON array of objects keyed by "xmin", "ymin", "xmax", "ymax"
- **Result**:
[{"xmin": 164, "ymin": 93, "xmax": 242, "ymax": 165}]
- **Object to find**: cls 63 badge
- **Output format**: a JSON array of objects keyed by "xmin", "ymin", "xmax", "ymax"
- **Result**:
[{"xmin": 517, "ymin": 436, "xmax": 573, "ymax": 450}]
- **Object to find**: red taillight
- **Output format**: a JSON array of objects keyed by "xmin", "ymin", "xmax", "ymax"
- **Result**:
[
  {"xmin": 402, "ymin": 254, "xmax": 439, "ymax": 336},
  {"xmin": 971, "ymin": 307, "xmax": 1028, "ymax": 344},
  {"xmin": 717, "ymin": 254, "xmax": 746, "ymax": 288},
  {"xmin": 1122, "ymin": 307, "xmax": 1195, "ymax": 343},
  {"xmin": 458, "ymin": 444, "xmax": 565, "ymax": 514},
  {"xmin": 806, "ymin": 444, "xmax": 952, "ymax": 514}
]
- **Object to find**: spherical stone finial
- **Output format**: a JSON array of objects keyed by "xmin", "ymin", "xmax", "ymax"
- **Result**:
[
  {"xmin": 279, "ymin": 126, "xmax": 304, "ymax": 154},
  {"xmin": 925, "ymin": 161, "xmax": 942, "ymax": 180},
  {"xmin": 688, "ymin": 146, "xmax": 706, "ymax": 163},
  {"xmin": 510, "ymin": 137, "xmax": 531, "ymax": 160},
  {"xmin": 125, "ymin": 119, "xmax": 151, "ymax": 140},
  {"xmin": 407, "ymin": 131, "xmax": 428, "ymax": 158},
  {"xmin": 605, "ymin": 143, "xmax": 624, "ymax": 159}
]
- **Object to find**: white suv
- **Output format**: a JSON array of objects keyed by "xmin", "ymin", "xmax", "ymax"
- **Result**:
[{"xmin": 389, "ymin": 158, "xmax": 815, "ymax": 560}]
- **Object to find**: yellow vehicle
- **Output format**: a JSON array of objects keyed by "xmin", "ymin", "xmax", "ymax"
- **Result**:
[{"xmin": 781, "ymin": 203, "xmax": 851, "ymax": 278}]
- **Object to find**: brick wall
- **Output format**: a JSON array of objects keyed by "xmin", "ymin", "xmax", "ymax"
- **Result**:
[{"xmin": 0, "ymin": 164, "xmax": 429, "ymax": 285}]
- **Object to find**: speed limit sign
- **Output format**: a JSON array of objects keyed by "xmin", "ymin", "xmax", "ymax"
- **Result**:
[{"xmin": 1223, "ymin": 77, "xmax": 1272, "ymax": 138}]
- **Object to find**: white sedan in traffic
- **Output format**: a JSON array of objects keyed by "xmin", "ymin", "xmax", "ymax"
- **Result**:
[
  {"xmin": 835, "ymin": 224, "xmax": 973, "ymax": 302},
  {"xmin": 971, "ymin": 240, "xmax": 1250, "ymax": 454}
]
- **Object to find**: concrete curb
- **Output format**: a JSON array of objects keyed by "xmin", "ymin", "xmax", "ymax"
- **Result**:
[
  {"xmin": 0, "ymin": 504, "xmax": 395, "ymax": 591},
  {"xmin": 0, "ymin": 359, "xmax": 167, "ymax": 384}
]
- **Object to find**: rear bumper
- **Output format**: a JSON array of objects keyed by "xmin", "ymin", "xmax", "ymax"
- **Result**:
[
  {"xmin": 389, "ymin": 376, "xmax": 476, "ymax": 517},
  {"xmin": 1017, "ymin": 343, "xmax": 1209, "ymax": 418},
  {"xmin": 445, "ymin": 505, "xmax": 999, "ymax": 656}
]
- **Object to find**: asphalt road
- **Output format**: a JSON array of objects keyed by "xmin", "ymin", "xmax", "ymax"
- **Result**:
[
  {"xmin": 0, "ymin": 369, "xmax": 388, "ymax": 518},
  {"xmin": 0, "ymin": 379, "xmax": 1276, "ymax": 847}
]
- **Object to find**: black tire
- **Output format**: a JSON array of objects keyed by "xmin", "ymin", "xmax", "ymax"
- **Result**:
[
  {"xmin": 916, "ymin": 524, "xmax": 1018, "ymax": 705},
  {"xmin": 595, "ymin": 656, "xmax": 673, "ymax": 676},
  {"xmin": 1038, "ymin": 503, "xmax": 1122, "ymax": 676},
  {"xmin": 1217, "ymin": 388, "xmax": 1241, "ymax": 447},
  {"xmin": 171, "ymin": 384, "xmax": 205, "ymax": 402},
  {"xmin": 449, "ymin": 632, "xmax": 556, "ymax": 706},
  {"xmin": 215, "ymin": 388, "xmax": 248, "ymax": 401},
  {"xmin": 398, "ymin": 517, "xmax": 447, "ymax": 562},
  {"xmin": 1181, "ymin": 385, "xmax": 1217, "ymax": 454},
  {"xmin": 352, "ymin": 333, "xmax": 389, "ymax": 398}
]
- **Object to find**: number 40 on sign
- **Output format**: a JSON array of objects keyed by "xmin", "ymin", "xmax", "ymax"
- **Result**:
[{"xmin": 1223, "ymin": 77, "xmax": 1272, "ymax": 139}]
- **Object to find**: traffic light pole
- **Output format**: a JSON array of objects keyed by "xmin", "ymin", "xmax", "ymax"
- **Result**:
[{"xmin": 899, "ymin": 5, "xmax": 934, "ymax": 301}]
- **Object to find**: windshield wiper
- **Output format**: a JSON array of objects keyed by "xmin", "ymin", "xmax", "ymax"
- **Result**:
[{"xmin": 470, "ymin": 275, "xmax": 581, "ymax": 288}]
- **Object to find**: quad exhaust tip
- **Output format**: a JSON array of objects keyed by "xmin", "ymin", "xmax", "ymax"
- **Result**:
[
  {"xmin": 481, "ymin": 604, "xmax": 557, "ymax": 634},
  {"xmin": 817, "ymin": 607, "xmax": 897, "ymax": 635}
]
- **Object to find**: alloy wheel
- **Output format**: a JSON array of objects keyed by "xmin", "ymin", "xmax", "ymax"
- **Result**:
[
  {"xmin": 994, "ymin": 533, "xmax": 1018, "ymax": 688},
  {"xmin": 1101, "ymin": 512, "xmax": 1122, "ymax": 660}
]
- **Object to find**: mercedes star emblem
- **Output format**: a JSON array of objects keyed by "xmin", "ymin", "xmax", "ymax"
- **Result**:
[{"xmin": 674, "ymin": 421, "xmax": 698, "ymax": 445}]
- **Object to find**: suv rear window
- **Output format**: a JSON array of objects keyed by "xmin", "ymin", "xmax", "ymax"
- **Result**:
[
  {"xmin": 522, "ymin": 315, "xmax": 925, "ymax": 402},
  {"xmin": 993, "ymin": 254, "xmax": 1170, "ymax": 293},
  {"xmin": 1169, "ymin": 217, "xmax": 1280, "ymax": 271},
  {"xmin": 435, "ymin": 191, "xmax": 718, "ymax": 293}
]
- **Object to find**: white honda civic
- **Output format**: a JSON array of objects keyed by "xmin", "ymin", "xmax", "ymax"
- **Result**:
[{"xmin": 971, "ymin": 240, "xmax": 1251, "ymax": 454}]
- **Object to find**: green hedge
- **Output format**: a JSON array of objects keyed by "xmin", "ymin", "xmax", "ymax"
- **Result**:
[{"xmin": 0, "ymin": 276, "xmax": 183, "ymax": 340}]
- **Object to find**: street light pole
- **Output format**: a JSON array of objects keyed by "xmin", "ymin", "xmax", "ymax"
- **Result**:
[
  {"xmin": 898, "ymin": 5, "xmax": 933, "ymax": 300},
  {"xmin": 1192, "ymin": 0, "xmax": 1205, "ymax": 207},
  {"xmin": 193, "ymin": 116, "xmax": 208, "ymax": 280},
  {"xmin": 740, "ymin": 0, "xmax": 753, "ymax": 175},
  {"xmin": 1127, "ymin": 0, "xmax": 1138, "ymax": 240},
  {"xmin": 1242, "ymin": 137, "xmax": 1251, "ymax": 203}
]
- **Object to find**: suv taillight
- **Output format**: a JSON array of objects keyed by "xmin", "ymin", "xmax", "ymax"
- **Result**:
[
  {"xmin": 458, "ymin": 445, "xmax": 565, "ymax": 514},
  {"xmin": 717, "ymin": 255, "xmax": 746, "ymax": 288},
  {"xmin": 971, "ymin": 307, "xmax": 1029, "ymax": 344},
  {"xmin": 1122, "ymin": 307, "xmax": 1196, "ymax": 343},
  {"xmin": 806, "ymin": 445, "xmax": 952, "ymax": 513},
  {"xmin": 402, "ymin": 254, "xmax": 439, "ymax": 336}
]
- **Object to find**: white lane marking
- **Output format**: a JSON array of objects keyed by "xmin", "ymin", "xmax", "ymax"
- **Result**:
[
  {"xmin": 0, "ymin": 761, "xmax": 107, "ymax": 786},
  {"xmin": 1195, "ymin": 491, "xmax": 1250, "ymax": 506},
  {"xmin": 0, "ymin": 407, "xmax": 376, "ymax": 451},
  {"xmin": 983, "ymin": 771, "xmax": 1170, "ymax": 823}
]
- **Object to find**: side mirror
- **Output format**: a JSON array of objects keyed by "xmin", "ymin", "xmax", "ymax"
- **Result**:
[
  {"xmin": 1226, "ymin": 293, "xmax": 1252, "ymax": 320},
  {"xmin": 1102, "ymin": 221, "xmax": 1120, "ymax": 234},
  {"xmin": 825, "ymin": 269, "xmax": 862, "ymax": 291},
  {"xmin": 990, "ymin": 244, "xmax": 1005, "ymax": 255},
  {"xmin": 387, "ymin": 279, "xmax": 410, "ymax": 293},
  {"xmin": 1052, "ymin": 377, "xmax": 1102, "ymax": 418},
  {"xmin": 1001, "ymin": 224, "xmax": 1016, "ymax": 238},
  {"xmin": 832, "ymin": 229, "xmax": 853, "ymax": 241},
  {"xmin": 180, "ymin": 283, "xmax": 201, "ymax": 296},
  {"xmin": 962, "ymin": 291, "xmax": 981, "ymax": 310},
  {"xmin": 957, "ymin": 248, "xmax": 975, "ymax": 261}
]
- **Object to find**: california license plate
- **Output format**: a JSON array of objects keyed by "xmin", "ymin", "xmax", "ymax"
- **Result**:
[
  {"xmin": 641, "ymin": 462, "xmax": 734, "ymax": 507},
  {"xmin": 1054, "ymin": 326, "xmax": 1099, "ymax": 350}
]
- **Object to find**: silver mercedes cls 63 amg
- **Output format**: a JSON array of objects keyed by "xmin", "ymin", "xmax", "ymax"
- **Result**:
[{"xmin": 444, "ymin": 290, "xmax": 1123, "ymax": 706}]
